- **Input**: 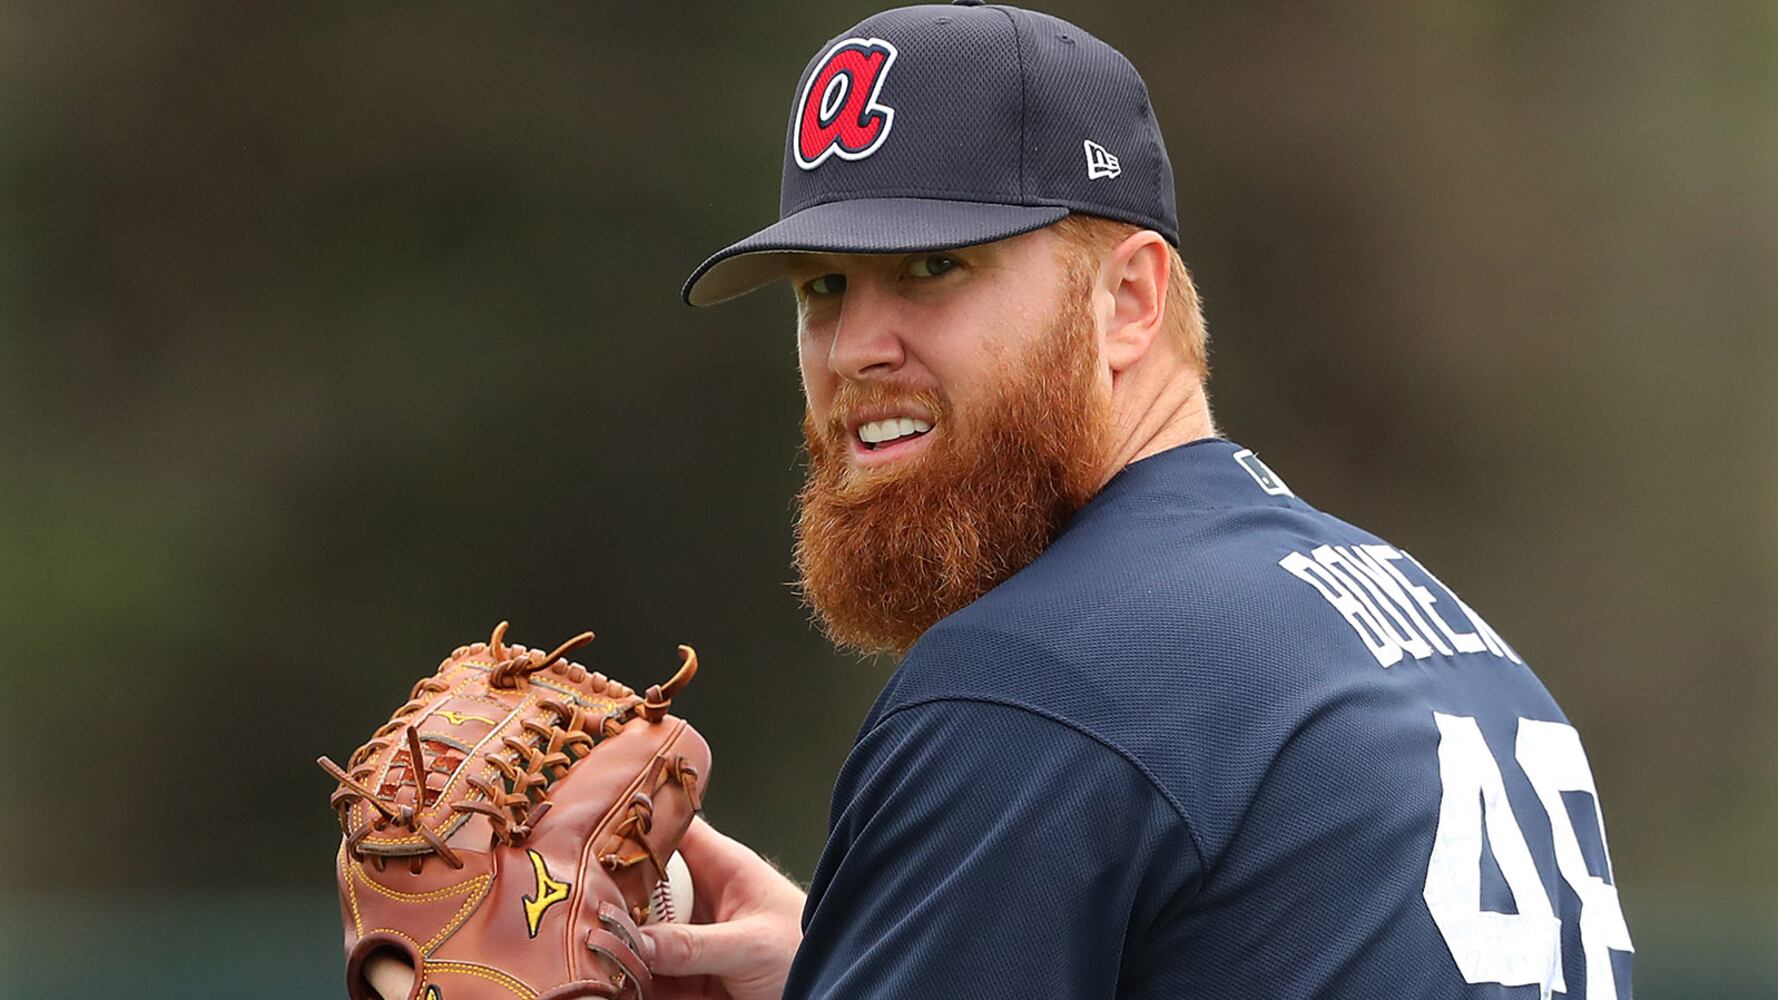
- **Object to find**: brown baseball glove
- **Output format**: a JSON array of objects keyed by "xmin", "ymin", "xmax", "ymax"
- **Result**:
[{"xmin": 317, "ymin": 621, "xmax": 710, "ymax": 1000}]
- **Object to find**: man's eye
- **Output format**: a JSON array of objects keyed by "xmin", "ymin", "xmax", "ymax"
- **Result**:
[
  {"xmin": 908, "ymin": 255, "xmax": 957, "ymax": 279},
  {"xmin": 807, "ymin": 274, "xmax": 846, "ymax": 296}
]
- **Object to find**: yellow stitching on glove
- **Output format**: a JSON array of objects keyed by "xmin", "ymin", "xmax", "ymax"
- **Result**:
[{"xmin": 427, "ymin": 961, "xmax": 538, "ymax": 999}]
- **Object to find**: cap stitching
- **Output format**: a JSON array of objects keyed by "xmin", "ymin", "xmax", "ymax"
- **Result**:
[
  {"xmin": 1142, "ymin": 92, "xmax": 1166, "ymax": 220},
  {"xmin": 991, "ymin": 5, "xmax": 1029, "ymax": 201}
]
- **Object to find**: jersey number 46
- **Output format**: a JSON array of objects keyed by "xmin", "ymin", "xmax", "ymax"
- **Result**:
[{"xmin": 1424, "ymin": 713, "xmax": 1634, "ymax": 999}]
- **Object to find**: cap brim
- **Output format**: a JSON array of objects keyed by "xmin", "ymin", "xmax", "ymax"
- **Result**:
[{"xmin": 681, "ymin": 197, "xmax": 1070, "ymax": 307}]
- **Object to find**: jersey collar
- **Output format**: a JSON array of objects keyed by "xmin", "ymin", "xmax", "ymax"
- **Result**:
[{"xmin": 1087, "ymin": 437, "xmax": 1303, "ymax": 513}]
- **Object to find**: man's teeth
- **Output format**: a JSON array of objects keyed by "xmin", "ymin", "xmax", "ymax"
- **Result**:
[{"xmin": 857, "ymin": 417, "xmax": 933, "ymax": 445}]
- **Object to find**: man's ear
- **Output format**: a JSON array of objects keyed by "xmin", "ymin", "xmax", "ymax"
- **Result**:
[{"xmin": 1098, "ymin": 229, "xmax": 1171, "ymax": 374}]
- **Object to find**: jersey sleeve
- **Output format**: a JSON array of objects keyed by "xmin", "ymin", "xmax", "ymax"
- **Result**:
[{"xmin": 782, "ymin": 697, "xmax": 1202, "ymax": 1000}]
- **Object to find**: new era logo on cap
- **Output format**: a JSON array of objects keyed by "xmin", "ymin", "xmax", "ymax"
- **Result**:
[{"xmin": 1084, "ymin": 139, "xmax": 1121, "ymax": 179}]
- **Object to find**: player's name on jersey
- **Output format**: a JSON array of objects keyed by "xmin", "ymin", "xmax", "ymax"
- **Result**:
[{"xmin": 1278, "ymin": 543, "xmax": 1520, "ymax": 669}]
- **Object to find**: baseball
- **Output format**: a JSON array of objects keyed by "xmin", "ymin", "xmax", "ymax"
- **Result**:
[{"xmin": 651, "ymin": 850, "xmax": 694, "ymax": 924}]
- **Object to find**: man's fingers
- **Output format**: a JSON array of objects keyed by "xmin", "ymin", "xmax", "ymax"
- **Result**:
[
  {"xmin": 676, "ymin": 815, "xmax": 791, "ymax": 892},
  {"xmin": 677, "ymin": 814, "xmax": 750, "ymax": 869},
  {"xmin": 639, "ymin": 915, "xmax": 785, "ymax": 979},
  {"xmin": 641, "ymin": 821, "xmax": 806, "ymax": 997}
]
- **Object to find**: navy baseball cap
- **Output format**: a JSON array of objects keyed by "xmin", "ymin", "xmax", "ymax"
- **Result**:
[{"xmin": 681, "ymin": 1, "xmax": 1178, "ymax": 306}]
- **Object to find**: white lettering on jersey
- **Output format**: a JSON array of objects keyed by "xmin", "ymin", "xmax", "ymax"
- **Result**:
[
  {"xmin": 1354, "ymin": 545, "xmax": 1465, "ymax": 655},
  {"xmin": 1278, "ymin": 549, "xmax": 1403, "ymax": 666},
  {"xmin": 1516, "ymin": 719, "xmax": 1635, "ymax": 998},
  {"xmin": 1426, "ymin": 713, "xmax": 1634, "ymax": 997},
  {"xmin": 1278, "ymin": 542, "xmax": 1520, "ymax": 667},
  {"xmin": 1402, "ymin": 550, "xmax": 1522, "ymax": 664},
  {"xmin": 1316, "ymin": 546, "xmax": 1434, "ymax": 661},
  {"xmin": 1424, "ymin": 713, "xmax": 1564, "ymax": 994}
]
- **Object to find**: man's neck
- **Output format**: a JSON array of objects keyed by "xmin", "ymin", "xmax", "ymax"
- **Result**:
[{"xmin": 1099, "ymin": 369, "xmax": 1216, "ymax": 490}]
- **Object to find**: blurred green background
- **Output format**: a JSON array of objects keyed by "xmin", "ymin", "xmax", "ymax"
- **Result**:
[{"xmin": 1, "ymin": 2, "xmax": 1772, "ymax": 996}]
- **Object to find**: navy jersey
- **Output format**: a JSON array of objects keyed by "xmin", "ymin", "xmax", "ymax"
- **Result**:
[{"xmin": 785, "ymin": 438, "xmax": 1633, "ymax": 999}]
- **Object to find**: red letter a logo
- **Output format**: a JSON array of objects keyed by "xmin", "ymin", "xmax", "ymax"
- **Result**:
[{"xmin": 795, "ymin": 38, "xmax": 899, "ymax": 170}]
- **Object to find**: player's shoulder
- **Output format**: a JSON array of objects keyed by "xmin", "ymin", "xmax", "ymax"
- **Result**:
[
  {"xmin": 922, "ymin": 437, "xmax": 1528, "ymax": 680},
  {"xmin": 866, "ymin": 444, "xmax": 1289, "ymax": 725},
  {"xmin": 867, "ymin": 438, "xmax": 1550, "ymax": 812},
  {"xmin": 885, "ymin": 439, "xmax": 1375, "ymax": 692}
]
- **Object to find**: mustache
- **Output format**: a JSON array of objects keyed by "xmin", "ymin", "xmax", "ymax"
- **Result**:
[{"xmin": 819, "ymin": 380, "xmax": 948, "ymax": 441}]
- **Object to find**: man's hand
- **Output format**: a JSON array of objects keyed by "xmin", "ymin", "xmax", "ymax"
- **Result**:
[{"xmin": 638, "ymin": 815, "xmax": 806, "ymax": 1000}]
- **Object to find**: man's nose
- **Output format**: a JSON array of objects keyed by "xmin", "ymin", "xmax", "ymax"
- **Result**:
[{"xmin": 827, "ymin": 278, "xmax": 906, "ymax": 380}]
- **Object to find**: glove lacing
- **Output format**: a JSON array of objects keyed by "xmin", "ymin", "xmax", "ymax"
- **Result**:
[{"xmin": 318, "ymin": 623, "xmax": 700, "ymax": 879}]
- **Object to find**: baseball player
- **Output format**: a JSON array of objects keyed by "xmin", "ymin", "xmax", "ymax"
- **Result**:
[{"xmin": 640, "ymin": 3, "xmax": 1635, "ymax": 998}]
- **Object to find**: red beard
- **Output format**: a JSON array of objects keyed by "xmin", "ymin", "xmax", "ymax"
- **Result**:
[{"xmin": 793, "ymin": 278, "xmax": 1112, "ymax": 656}]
